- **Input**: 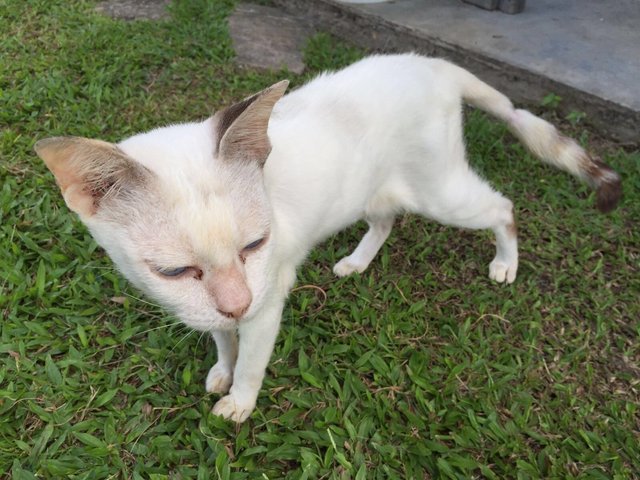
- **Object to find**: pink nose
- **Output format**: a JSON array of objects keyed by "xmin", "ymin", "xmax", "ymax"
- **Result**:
[
  {"xmin": 206, "ymin": 265, "xmax": 252, "ymax": 320},
  {"xmin": 216, "ymin": 291, "xmax": 252, "ymax": 319},
  {"xmin": 217, "ymin": 305, "xmax": 250, "ymax": 320}
]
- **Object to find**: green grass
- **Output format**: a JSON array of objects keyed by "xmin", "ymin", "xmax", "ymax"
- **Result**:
[{"xmin": 1, "ymin": 1, "xmax": 639, "ymax": 478}]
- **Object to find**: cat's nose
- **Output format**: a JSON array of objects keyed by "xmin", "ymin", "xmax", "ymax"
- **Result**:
[
  {"xmin": 214, "ymin": 287, "xmax": 252, "ymax": 320},
  {"xmin": 206, "ymin": 265, "xmax": 252, "ymax": 320},
  {"xmin": 213, "ymin": 281, "xmax": 252, "ymax": 320},
  {"xmin": 217, "ymin": 304, "xmax": 250, "ymax": 320}
]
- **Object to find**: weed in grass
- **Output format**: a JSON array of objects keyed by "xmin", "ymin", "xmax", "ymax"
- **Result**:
[{"xmin": 1, "ymin": 1, "xmax": 639, "ymax": 478}]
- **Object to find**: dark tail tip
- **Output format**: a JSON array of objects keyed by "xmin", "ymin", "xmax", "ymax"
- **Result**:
[
  {"xmin": 596, "ymin": 177, "xmax": 622, "ymax": 213},
  {"xmin": 585, "ymin": 156, "xmax": 622, "ymax": 213}
]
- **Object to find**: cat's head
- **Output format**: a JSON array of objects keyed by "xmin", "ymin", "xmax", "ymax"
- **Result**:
[{"xmin": 35, "ymin": 81, "xmax": 289, "ymax": 331}]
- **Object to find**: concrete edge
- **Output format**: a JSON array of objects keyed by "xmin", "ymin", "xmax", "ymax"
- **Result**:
[{"xmin": 274, "ymin": 0, "xmax": 639, "ymax": 145}]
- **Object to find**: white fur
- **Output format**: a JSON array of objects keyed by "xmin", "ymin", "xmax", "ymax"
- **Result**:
[{"xmin": 46, "ymin": 54, "xmax": 608, "ymax": 422}]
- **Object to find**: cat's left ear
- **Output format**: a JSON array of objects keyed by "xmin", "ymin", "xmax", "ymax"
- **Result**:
[
  {"xmin": 213, "ymin": 80, "xmax": 289, "ymax": 166},
  {"xmin": 35, "ymin": 136, "xmax": 151, "ymax": 218}
]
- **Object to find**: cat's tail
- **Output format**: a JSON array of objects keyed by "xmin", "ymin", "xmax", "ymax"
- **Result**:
[{"xmin": 445, "ymin": 61, "xmax": 622, "ymax": 212}]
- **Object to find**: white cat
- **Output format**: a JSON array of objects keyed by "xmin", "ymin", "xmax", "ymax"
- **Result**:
[{"xmin": 36, "ymin": 54, "xmax": 621, "ymax": 422}]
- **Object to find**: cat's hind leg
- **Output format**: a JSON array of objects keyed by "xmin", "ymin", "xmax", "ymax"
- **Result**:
[
  {"xmin": 488, "ymin": 210, "xmax": 518, "ymax": 284},
  {"xmin": 418, "ymin": 170, "xmax": 518, "ymax": 284},
  {"xmin": 333, "ymin": 216, "xmax": 394, "ymax": 277}
]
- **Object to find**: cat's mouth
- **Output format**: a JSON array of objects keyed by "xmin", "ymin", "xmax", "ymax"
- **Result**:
[
  {"xmin": 180, "ymin": 316, "xmax": 238, "ymax": 332},
  {"xmin": 176, "ymin": 309, "xmax": 245, "ymax": 332}
]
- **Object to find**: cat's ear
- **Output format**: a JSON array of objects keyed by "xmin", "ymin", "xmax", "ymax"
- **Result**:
[
  {"xmin": 35, "ymin": 136, "xmax": 150, "ymax": 218},
  {"xmin": 213, "ymin": 80, "xmax": 289, "ymax": 166}
]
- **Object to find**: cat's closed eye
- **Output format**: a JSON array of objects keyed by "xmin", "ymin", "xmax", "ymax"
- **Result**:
[
  {"xmin": 243, "ymin": 238, "xmax": 265, "ymax": 252},
  {"xmin": 239, "ymin": 237, "xmax": 267, "ymax": 264},
  {"xmin": 157, "ymin": 266, "xmax": 188, "ymax": 277},
  {"xmin": 154, "ymin": 266, "xmax": 203, "ymax": 280}
]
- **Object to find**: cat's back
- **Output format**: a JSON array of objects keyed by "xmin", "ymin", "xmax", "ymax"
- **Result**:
[
  {"xmin": 276, "ymin": 54, "xmax": 457, "ymax": 118},
  {"xmin": 269, "ymin": 54, "xmax": 461, "ymax": 153}
]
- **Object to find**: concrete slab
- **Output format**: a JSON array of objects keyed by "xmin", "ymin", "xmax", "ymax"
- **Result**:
[
  {"xmin": 275, "ymin": 0, "xmax": 640, "ymax": 144},
  {"xmin": 96, "ymin": 2, "xmax": 311, "ymax": 74},
  {"xmin": 95, "ymin": 0, "xmax": 170, "ymax": 21},
  {"xmin": 229, "ymin": 4, "xmax": 313, "ymax": 74}
]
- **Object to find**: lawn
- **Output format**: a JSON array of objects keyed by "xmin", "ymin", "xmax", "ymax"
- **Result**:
[{"xmin": 1, "ymin": 1, "xmax": 639, "ymax": 478}]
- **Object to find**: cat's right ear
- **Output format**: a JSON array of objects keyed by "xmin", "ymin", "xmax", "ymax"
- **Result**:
[
  {"xmin": 35, "ymin": 136, "xmax": 150, "ymax": 218},
  {"xmin": 213, "ymin": 80, "xmax": 289, "ymax": 166}
]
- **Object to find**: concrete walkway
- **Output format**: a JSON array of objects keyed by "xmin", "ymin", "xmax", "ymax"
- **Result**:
[{"xmin": 275, "ymin": 0, "xmax": 639, "ymax": 144}]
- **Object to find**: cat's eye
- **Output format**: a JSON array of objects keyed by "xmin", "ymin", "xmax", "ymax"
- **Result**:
[
  {"xmin": 157, "ymin": 266, "xmax": 188, "ymax": 277},
  {"xmin": 243, "ymin": 238, "xmax": 265, "ymax": 251}
]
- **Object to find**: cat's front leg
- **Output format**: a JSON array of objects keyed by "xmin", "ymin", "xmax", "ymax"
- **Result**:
[
  {"xmin": 206, "ymin": 330, "xmax": 238, "ymax": 394},
  {"xmin": 211, "ymin": 297, "xmax": 284, "ymax": 423},
  {"xmin": 333, "ymin": 217, "xmax": 394, "ymax": 277}
]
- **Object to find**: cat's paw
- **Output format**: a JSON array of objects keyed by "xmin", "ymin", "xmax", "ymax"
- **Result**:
[
  {"xmin": 205, "ymin": 363, "xmax": 233, "ymax": 394},
  {"xmin": 489, "ymin": 258, "xmax": 518, "ymax": 284},
  {"xmin": 333, "ymin": 257, "xmax": 366, "ymax": 277},
  {"xmin": 211, "ymin": 394, "xmax": 255, "ymax": 423}
]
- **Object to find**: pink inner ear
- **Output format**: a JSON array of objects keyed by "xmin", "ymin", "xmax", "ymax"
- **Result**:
[
  {"xmin": 63, "ymin": 183, "xmax": 97, "ymax": 216},
  {"xmin": 205, "ymin": 265, "xmax": 252, "ymax": 319},
  {"xmin": 46, "ymin": 163, "xmax": 98, "ymax": 216},
  {"xmin": 47, "ymin": 162, "xmax": 78, "ymax": 194}
]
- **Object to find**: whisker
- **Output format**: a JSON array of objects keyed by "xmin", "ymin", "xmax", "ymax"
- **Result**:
[
  {"xmin": 194, "ymin": 330, "xmax": 211, "ymax": 362},
  {"xmin": 122, "ymin": 291, "xmax": 163, "ymax": 309},
  {"xmin": 196, "ymin": 329, "xmax": 209, "ymax": 348},
  {"xmin": 170, "ymin": 329, "xmax": 196, "ymax": 353},
  {"xmin": 136, "ymin": 319, "xmax": 184, "ymax": 336}
]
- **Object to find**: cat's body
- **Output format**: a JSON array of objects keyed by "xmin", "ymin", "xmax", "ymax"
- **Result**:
[{"xmin": 36, "ymin": 54, "xmax": 621, "ymax": 422}]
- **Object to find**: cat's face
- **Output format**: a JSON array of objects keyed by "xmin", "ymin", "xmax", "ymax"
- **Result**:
[
  {"xmin": 36, "ymin": 81, "xmax": 288, "ymax": 331},
  {"xmin": 85, "ymin": 128, "xmax": 274, "ymax": 332}
]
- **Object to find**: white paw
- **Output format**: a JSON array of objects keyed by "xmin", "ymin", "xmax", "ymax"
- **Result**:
[
  {"xmin": 211, "ymin": 393, "xmax": 255, "ymax": 423},
  {"xmin": 489, "ymin": 258, "xmax": 518, "ymax": 284},
  {"xmin": 333, "ymin": 257, "xmax": 366, "ymax": 277},
  {"xmin": 205, "ymin": 363, "xmax": 233, "ymax": 394}
]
